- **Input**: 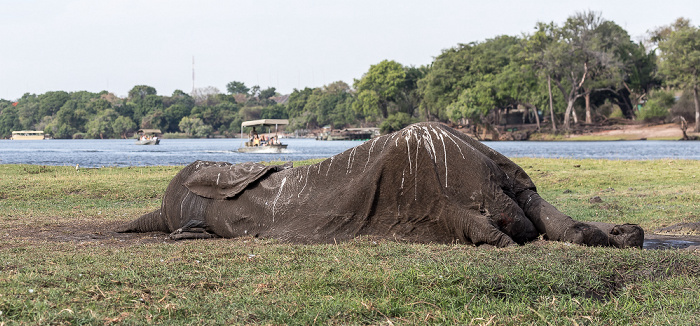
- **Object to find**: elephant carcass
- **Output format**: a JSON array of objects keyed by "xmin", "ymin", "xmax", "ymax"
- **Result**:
[{"xmin": 117, "ymin": 122, "xmax": 643, "ymax": 248}]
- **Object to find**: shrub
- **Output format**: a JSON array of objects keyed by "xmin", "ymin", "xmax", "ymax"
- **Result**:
[
  {"xmin": 638, "ymin": 91, "xmax": 674, "ymax": 122},
  {"xmin": 379, "ymin": 112, "xmax": 418, "ymax": 134},
  {"xmin": 670, "ymin": 89, "xmax": 697, "ymax": 123}
]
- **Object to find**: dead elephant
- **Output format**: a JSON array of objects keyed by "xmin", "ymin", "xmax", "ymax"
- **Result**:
[{"xmin": 118, "ymin": 122, "xmax": 643, "ymax": 248}]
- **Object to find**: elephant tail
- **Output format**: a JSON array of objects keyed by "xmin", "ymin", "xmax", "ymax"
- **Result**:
[{"xmin": 115, "ymin": 209, "xmax": 170, "ymax": 233}]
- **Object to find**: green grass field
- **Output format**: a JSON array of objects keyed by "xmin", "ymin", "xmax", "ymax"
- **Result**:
[{"xmin": 1, "ymin": 159, "xmax": 699, "ymax": 325}]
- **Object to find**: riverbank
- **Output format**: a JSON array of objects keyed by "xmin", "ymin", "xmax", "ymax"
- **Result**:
[{"xmin": 0, "ymin": 159, "xmax": 698, "ymax": 324}]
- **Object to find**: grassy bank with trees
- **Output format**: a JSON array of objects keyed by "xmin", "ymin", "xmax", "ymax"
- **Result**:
[
  {"xmin": 1, "ymin": 159, "xmax": 698, "ymax": 324},
  {"xmin": 2, "ymin": 12, "xmax": 700, "ymax": 140}
]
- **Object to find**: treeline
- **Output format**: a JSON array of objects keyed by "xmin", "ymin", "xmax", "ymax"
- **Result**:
[{"xmin": 1, "ymin": 11, "xmax": 699, "ymax": 139}]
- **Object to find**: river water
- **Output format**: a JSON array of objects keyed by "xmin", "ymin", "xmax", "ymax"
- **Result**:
[{"xmin": 1, "ymin": 138, "xmax": 700, "ymax": 167}]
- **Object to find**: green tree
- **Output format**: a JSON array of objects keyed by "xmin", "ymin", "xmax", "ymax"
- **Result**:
[
  {"xmin": 261, "ymin": 104, "xmax": 288, "ymax": 119},
  {"xmin": 656, "ymin": 18, "xmax": 700, "ymax": 131},
  {"xmin": 353, "ymin": 60, "xmax": 406, "ymax": 119},
  {"xmin": 379, "ymin": 112, "xmax": 418, "ymax": 134},
  {"xmin": 259, "ymin": 87, "xmax": 277, "ymax": 100},
  {"xmin": 127, "ymin": 85, "xmax": 157, "ymax": 102},
  {"xmin": 178, "ymin": 116, "xmax": 209, "ymax": 137},
  {"xmin": 86, "ymin": 109, "xmax": 118, "ymax": 139},
  {"xmin": 286, "ymin": 88, "xmax": 313, "ymax": 119},
  {"xmin": 0, "ymin": 102, "xmax": 22, "ymax": 138},
  {"xmin": 226, "ymin": 81, "xmax": 250, "ymax": 95},
  {"xmin": 112, "ymin": 116, "xmax": 137, "ymax": 139}
]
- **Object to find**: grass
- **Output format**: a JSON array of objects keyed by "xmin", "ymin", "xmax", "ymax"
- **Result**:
[{"xmin": 1, "ymin": 159, "xmax": 699, "ymax": 325}]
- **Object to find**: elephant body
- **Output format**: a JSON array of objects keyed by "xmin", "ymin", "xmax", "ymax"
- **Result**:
[{"xmin": 118, "ymin": 122, "xmax": 643, "ymax": 248}]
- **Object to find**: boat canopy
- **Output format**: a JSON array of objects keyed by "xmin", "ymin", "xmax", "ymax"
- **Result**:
[
  {"xmin": 138, "ymin": 129, "xmax": 162, "ymax": 134},
  {"xmin": 241, "ymin": 119, "xmax": 289, "ymax": 128}
]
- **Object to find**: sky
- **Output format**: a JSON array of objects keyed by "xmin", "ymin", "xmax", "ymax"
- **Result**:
[{"xmin": 1, "ymin": 0, "xmax": 699, "ymax": 101}]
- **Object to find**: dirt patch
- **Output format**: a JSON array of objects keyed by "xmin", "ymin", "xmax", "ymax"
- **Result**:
[
  {"xmin": 570, "ymin": 122, "xmax": 699, "ymax": 140},
  {"xmin": 655, "ymin": 222, "xmax": 700, "ymax": 236},
  {"xmin": 3, "ymin": 220, "xmax": 173, "ymax": 248},
  {"xmin": 4, "ymin": 219, "xmax": 700, "ymax": 251}
]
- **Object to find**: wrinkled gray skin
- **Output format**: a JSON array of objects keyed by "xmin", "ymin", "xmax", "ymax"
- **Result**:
[{"xmin": 118, "ymin": 122, "xmax": 644, "ymax": 248}]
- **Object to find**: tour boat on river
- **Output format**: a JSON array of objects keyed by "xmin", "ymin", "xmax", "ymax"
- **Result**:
[
  {"xmin": 238, "ymin": 119, "xmax": 288, "ymax": 153},
  {"xmin": 11, "ymin": 130, "xmax": 45, "ymax": 140},
  {"xmin": 135, "ymin": 129, "xmax": 161, "ymax": 145}
]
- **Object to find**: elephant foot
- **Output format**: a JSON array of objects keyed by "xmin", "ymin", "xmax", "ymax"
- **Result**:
[
  {"xmin": 560, "ymin": 222, "xmax": 609, "ymax": 246},
  {"xmin": 169, "ymin": 227, "xmax": 217, "ymax": 240},
  {"xmin": 586, "ymin": 222, "xmax": 644, "ymax": 249}
]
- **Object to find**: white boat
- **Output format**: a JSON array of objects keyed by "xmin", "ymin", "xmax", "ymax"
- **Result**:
[
  {"xmin": 11, "ymin": 130, "xmax": 45, "ymax": 140},
  {"xmin": 135, "ymin": 129, "xmax": 161, "ymax": 145},
  {"xmin": 238, "ymin": 119, "xmax": 288, "ymax": 153}
]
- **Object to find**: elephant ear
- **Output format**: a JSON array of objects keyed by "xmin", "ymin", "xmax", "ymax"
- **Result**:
[{"xmin": 183, "ymin": 161, "xmax": 292, "ymax": 199}]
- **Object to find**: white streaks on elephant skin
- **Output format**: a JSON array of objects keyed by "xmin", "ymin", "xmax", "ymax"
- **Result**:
[
  {"xmin": 271, "ymin": 177, "xmax": 287, "ymax": 222},
  {"xmin": 435, "ymin": 128, "xmax": 449, "ymax": 188},
  {"xmin": 216, "ymin": 173, "xmax": 221, "ymax": 185},
  {"xmin": 420, "ymin": 126, "xmax": 437, "ymax": 162},
  {"xmin": 413, "ymin": 131, "xmax": 420, "ymax": 201},
  {"xmin": 383, "ymin": 133, "xmax": 394, "ymax": 150},
  {"xmin": 180, "ymin": 192, "xmax": 190, "ymax": 220},
  {"xmin": 326, "ymin": 156, "xmax": 334, "ymax": 176},
  {"xmin": 404, "ymin": 133, "xmax": 413, "ymax": 174},
  {"xmin": 346, "ymin": 147, "xmax": 358, "ymax": 174},
  {"xmin": 298, "ymin": 166, "xmax": 311, "ymax": 198},
  {"xmin": 363, "ymin": 137, "xmax": 380, "ymax": 172},
  {"xmin": 440, "ymin": 129, "xmax": 467, "ymax": 159}
]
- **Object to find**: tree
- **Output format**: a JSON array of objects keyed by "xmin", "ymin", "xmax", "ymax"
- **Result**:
[
  {"xmin": 112, "ymin": 116, "xmax": 137, "ymax": 139},
  {"xmin": 191, "ymin": 86, "xmax": 221, "ymax": 106},
  {"xmin": 535, "ymin": 11, "xmax": 627, "ymax": 129},
  {"xmin": 127, "ymin": 85, "xmax": 157, "ymax": 102},
  {"xmin": 226, "ymin": 81, "xmax": 250, "ymax": 95},
  {"xmin": 656, "ymin": 18, "xmax": 700, "ymax": 131},
  {"xmin": 259, "ymin": 87, "xmax": 277, "ymax": 100},
  {"xmin": 86, "ymin": 109, "xmax": 117, "ymax": 139},
  {"xmin": 353, "ymin": 60, "xmax": 406, "ymax": 119},
  {"xmin": 178, "ymin": 116, "xmax": 199, "ymax": 136},
  {"xmin": 379, "ymin": 112, "xmax": 418, "ymax": 134}
]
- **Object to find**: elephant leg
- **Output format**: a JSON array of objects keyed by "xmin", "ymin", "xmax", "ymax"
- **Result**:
[
  {"xmin": 487, "ymin": 188, "xmax": 539, "ymax": 245},
  {"xmin": 168, "ymin": 220, "xmax": 218, "ymax": 240},
  {"xmin": 453, "ymin": 207, "xmax": 517, "ymax": 248},
  {"xmin": 516, "ymin": 189, "xmax": 609, "ymax": 246}
]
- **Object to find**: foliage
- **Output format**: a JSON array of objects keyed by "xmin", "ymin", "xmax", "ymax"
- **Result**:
[
  {"xmin": 379, "ymin": 112, "xmax": 418, "ymax": 134},
  {"xmin": 178, "ymin": 116, "xmax": 212, "ymax": 137},
  {"xmin": 226, "ymin": 81, "xmax": 250, "ymax": 95},
  {"xmin": 353, "ymin": 60, "xmax": 406, "ymax": 120},
  {"xmin": 656, "ymin": 18, "xmax": 700, "ymax": 130},
  {"xmin": 638, "ymin": 91, "xmax": 673, "ymax": 122}
]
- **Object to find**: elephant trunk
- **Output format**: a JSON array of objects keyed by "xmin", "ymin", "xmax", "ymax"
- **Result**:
[{"xmin": 115, "ymin": 209, "xmax": 170, "ymax": 233}]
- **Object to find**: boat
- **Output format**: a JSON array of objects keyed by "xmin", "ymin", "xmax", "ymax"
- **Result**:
[
  {"xmin": 135, "ymin": 129, "xmax": 161, "ymax": 145},
  {"xmin": 238, "ymin": 119, "xmax": 288, "ymax": 153},
  {"xmin": 11, "ymin": 130, "xmax": 45, "ymax": 140}
]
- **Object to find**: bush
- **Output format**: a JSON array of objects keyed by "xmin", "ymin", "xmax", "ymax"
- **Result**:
[
  {"xmin": 379, "ymin": 112, "xmax": 418, "ymax": 134},
  {"xmin": 638, "ymin": 91, "xmax": 674, "ymax": 122},
  {"xmin": 670, "ymin": 90, "xmax": 697, "ymax": 123}
]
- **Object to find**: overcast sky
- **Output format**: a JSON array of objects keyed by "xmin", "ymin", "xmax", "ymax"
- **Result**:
[{"xmin": 1, "ymin": 0, "xmax": 699, "ymax": 101}]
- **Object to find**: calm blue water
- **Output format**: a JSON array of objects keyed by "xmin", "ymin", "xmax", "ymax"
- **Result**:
[{"xmin": 1, "ymin": 138, "xmax": 699, "ymax": 167}]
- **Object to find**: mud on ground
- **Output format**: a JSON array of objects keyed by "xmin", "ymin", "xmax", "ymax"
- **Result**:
[
  {"xmin": 2, "ymin": 220, "xmax": 173, "ymax": 248},
  {"xmin": 3, "ymin": 219, "xmax": 700, "ymax": 251}
]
